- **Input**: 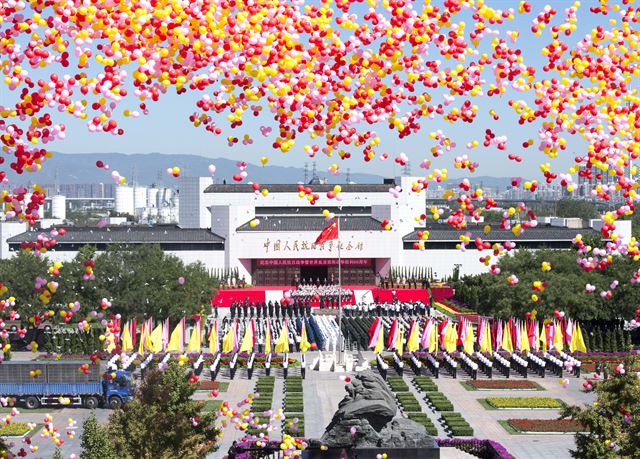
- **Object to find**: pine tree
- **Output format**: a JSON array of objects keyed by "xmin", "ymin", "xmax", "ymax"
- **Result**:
[
  {"xmin": 616, "ymin": 329, "xmax": 625, "ymax": 352},
  {"xmin": 611, "ymin": 330, "xmax": 619, "ymax": 352},
  {"xmin": 108, "ymin": 362, "xmax": 220, "ymax": 459},
  {"xmin": 582, "ymin": 330, "xmax": 591, "ymax": 353},
  {"xmin": 595, "ymin": 329, "xmax": 604, "ymax": 352},
  {"xmin": 81, "ymin": 413, "xmax": 116, "ymax": 459},
  {"xmin": 604, "ymin": 330, "xmax": 613, "ymax": 352},
  {"xmin": 562, "ymin": 353, "xmax": 640, "ymax": 458},
  {"xmin": 625, "ymin": 331, "xmax": 632, "ymax": 351},
  {"xmin": 53, "ymin": 449, "xmax": 63, "ymax": 459}
]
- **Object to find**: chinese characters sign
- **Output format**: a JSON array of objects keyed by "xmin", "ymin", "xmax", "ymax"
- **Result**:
[
  {"xmin": 256, "ymin": 258, "xmax": 372, "ymax": 267},
  {"xmin": 262, "ymin": 238, "xmax": 364, "ymax": 253}
]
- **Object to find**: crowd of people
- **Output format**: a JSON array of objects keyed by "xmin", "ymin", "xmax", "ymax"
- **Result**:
[{"xmin": 291, "ymin": 283, "xmax": 353, "ymax": 305}]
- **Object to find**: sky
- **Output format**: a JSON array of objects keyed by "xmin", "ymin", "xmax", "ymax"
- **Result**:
[{"xmin": 6, "ymin": 1, "xmax": 623, "ymax": 182}]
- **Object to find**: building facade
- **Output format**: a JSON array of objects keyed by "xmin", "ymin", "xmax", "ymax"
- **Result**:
[{"xmin": 3, "ymin": 176, "xmax": 631, "ymax": 284}]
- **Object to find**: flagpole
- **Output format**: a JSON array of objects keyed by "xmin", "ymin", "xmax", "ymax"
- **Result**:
[{"xmin": 337, "ymin": 217, "xmax": 343, "ymax": 365}]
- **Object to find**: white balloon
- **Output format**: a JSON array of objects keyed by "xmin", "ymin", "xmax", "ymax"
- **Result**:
[{"xmin": 208, "ymin": 164, "xmax": 216, "ymax": 174}]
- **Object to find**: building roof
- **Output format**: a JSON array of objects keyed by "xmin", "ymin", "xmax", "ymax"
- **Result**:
[
  {"xmin": 402, "ymin": 225, "xmax": 601, "ymax": 242},
  {"xmin": 236, "ymin": 216, "xmax": 383, "ymax": 232},
  {"xmin": 7, "ymin": 225, "xmax": 225, "ymax": 244},
  {"xmin": 204, "ymin": 183, "xmax": 392, "ymax": 193}
]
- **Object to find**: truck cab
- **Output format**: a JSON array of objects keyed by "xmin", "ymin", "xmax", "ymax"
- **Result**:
[{"xmin": 102, "ymin": 370, "xmax": 133, "ymax": 409}]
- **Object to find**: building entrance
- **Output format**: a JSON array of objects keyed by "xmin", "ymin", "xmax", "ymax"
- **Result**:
[{"xmin": 300, "ymin": 266, "xmax": 328, "ymax": 285}]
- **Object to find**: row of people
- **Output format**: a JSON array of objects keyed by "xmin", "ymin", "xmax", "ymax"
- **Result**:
[
  {"xmin": 229, "ymin": 299, "xmax": 313, "ymax": 319},
  {"xmin": 342, "ymin": 301, "xmax": 432, "ymax": 317}
]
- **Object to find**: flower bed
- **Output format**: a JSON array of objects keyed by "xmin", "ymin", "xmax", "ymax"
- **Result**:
[
  {"xmin": 485, "ymin": 397, "xmax": 563, "ymax": 409},
  {"xmin": 436, "ymin": 438, "xmax": 514, "ymax": 459},
  {"xmin": 464, "ymin": 380, "xmax": 544, "ymax": 391},
  {"xmin": 0, "ymin": 422, "xmax": 33, "ymax": 437},
  {"xmin": 36, "ymin": 353, "xmax": 107, "ymax": 361},
  {"xmin": 507, "ymin": 418, "xmax": 585, "ymax": 433}
]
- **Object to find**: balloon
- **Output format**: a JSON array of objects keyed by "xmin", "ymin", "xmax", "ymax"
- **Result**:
[
  {"xmin": 178, "ymin": 276, "xmax": 185, "ymax": 285},
  {"xmin": 260, "ymin": 157, "xmax": 268, "ymax": 166},
  {"xmin": 208, "ymin": 165, "xmax": 216, "ymax": 175}
]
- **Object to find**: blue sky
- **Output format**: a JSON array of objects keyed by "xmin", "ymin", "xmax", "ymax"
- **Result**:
[{"xmin": 10, "ymin": 1, "xmax": 621, "ymax": 181}]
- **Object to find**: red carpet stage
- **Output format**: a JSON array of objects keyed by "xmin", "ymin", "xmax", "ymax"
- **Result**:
[{"xmin": 211, "ymin": 285, "xmax": 431, "ymax": 307}]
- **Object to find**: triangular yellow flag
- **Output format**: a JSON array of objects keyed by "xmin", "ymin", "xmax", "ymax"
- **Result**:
[
  {"xmin": 520, "ymin": 323, "xmax": 530, "ymax": 353},
  {"xmin": 239, "ymin": 321, "xmax": 254, "ymax": 353},
  {"xmin": 150, "ymin": 323, "xmax": 164, "ymax": 353},
  {"xmin": 540, "ymin": 323, "xmax": 547, "ymax": 353},
  {"xmin": 222, "ymin": 324, "xmax": 235, "ymax": 353},
  {"xmin": 120, "ymin": 324, "xmax": 133, "ymax": 353},
  {"xmin": 166, "ymin": 319, "xmax": 184, "ymax": 353},
  {"xmin": 395, "ymin": 325, "xmax": 404, "ymax": 356},
  {"xmin": 463, "ymin": 323, "xmax": 474, "ymax": 354},
  {"xmin": 274, "ymin": 322, "xmax": 289, "ymax": 353},
  {"xmin": 186, "ymin": 322, "xmax": 202, "ymax": 353},
  {"xmin": 144, "ymin": 323, "xmax": 154, "ymax": 352},
  {"xmin": 300, "ymin": 321, "xmax": 310, "ymax": 353},
  {"xmin": 137, "ymin": 322, "xmax": 147, "ymax": 355},
  {"xmin": 406, "ymin": 321, "xmax": 419, "ymax": 353},
  {"xmin": 208, "ymin": 321, "xmax": 218, "ymax": 354},
  {"xmin": 553, "ymin": 321, "xmax": 564, "ymax": 352},
  {"xmin": 444, "ymin": 324, "xmax": 458, "ymax": 353},
  {"xmin": 428, "ymin": 323, "xmax": 438, "ymax": 353},
  {"xmin": 264, "ymin": 322, "xmax": 272, "ymax": 355},
  {"xmin": 575, "ymin": 323, "xmax": 587, "ymax": 353},
  {"xmin": 502, "ymin": 324, "xmax": 514, "ymax": 353}
]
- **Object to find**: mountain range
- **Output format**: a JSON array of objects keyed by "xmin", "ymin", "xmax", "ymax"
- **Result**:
[{"xmin": 6, "ymin": 152, "xmax": 517, "ymax": 190}]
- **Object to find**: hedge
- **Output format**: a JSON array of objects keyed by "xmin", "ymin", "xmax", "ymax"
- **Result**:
[
  {"xmin": 406, "ymin": 412, "xmax": 437, "ymax": 436},
  {"xmin": 413, "ymin": 376, "xmax": 438, "ymax": 392},
  {"xmin": 387, "ymin": 376, "xmax": 410, "ymax": 392},
  {"xmin": 466, "ymin": 380, "xmax": 542, "ymax": 390}
]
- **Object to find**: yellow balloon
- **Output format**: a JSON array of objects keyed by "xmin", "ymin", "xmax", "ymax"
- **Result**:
[
  {"xmin": 261, "ymin": 188, "xmax": 269, "ymax": 197},
  {"xmin": 260, "ymin": 156, "xmax": 268, "ymax": 165},
  {"xmin": 333, "ymin": 185, "xmax": 342, "ymax": 193}
]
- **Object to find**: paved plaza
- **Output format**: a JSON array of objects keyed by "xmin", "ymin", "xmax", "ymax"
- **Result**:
[{"xmin": 6, "ymin": 351, "xmax": 596, "ymax": 458}]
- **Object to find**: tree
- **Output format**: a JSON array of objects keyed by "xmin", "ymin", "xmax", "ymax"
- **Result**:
[
  {"xmin": 556, "ymin": 199, "xmax": 598, "ymax": 220},
  {"xmin": 561, "ymin": 353, "xmax": 640, "ymax": 458},
  {"xmin": 108, "ymin": 362, "xmax": 219, "ymax": 459},
  {"xmin": 453, "ymin": 248, "xmax": 640, "ymax": 320},
  {"xmin": 53, "ymin": 449, "xmax": 63, "ymax": 459},
  {"xmin": 80, "ymin": 413, "xmax": 116, "ymax": 459}
]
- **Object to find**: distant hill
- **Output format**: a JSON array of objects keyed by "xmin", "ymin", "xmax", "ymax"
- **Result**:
[
  {"xmin": 5, "ymin": 152, "xmax": 384, "ymax": 187},
  {"xmin": 4, "ymin": 152, "xmax": 516, "ymax": 190}
]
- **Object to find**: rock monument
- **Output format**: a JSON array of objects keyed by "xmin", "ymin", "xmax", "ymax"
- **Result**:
[{"xmin": 320, "ymin": 370, "xmax": 438, "ymax": 449}]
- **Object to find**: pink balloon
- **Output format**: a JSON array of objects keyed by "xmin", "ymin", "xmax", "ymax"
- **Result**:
[{"xmin": 178, "ymin": 276, "xmax": 185, "ymax": 285}]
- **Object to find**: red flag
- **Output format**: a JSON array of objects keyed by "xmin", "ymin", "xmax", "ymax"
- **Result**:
[{"xmin": 315, "ymin": 220, "xmax": 339, "ymax": 245}]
